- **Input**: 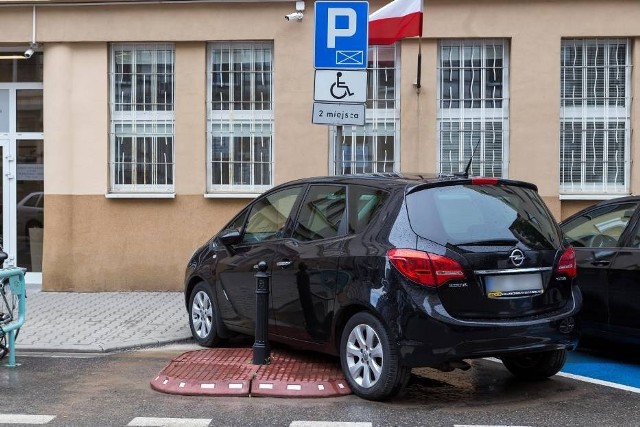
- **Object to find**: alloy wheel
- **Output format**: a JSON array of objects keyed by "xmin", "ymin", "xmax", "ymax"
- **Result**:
[
  {"xmin": 345, "ymin": 323, "xmax": 384, "ymax": 388},
  {"xmin": 191, "ymin": 290, "xmax": 213, "ymax": 339}
]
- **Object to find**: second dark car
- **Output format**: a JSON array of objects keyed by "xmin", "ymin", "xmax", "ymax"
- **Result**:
[
  {"xmin": 185, "ymin": 173, "xmax": 581, "ymax": 400},
  {"xmin": 561, "ymin": 196, "xmax": 640, "ymax": 344}
]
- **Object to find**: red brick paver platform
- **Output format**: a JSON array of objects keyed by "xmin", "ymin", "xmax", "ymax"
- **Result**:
[{"xmin": 150, "ymin": 348, "xmax": 352, "ymax": 398}]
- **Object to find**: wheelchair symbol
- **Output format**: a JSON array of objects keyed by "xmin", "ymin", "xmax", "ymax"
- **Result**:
[{"xmin": 330, "ymin": 72, "xmax": 354, "ymax": 99}]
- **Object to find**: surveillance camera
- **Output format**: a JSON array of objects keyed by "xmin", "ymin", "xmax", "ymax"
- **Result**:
[
  {"xmin": 284, "ymin": 11, "xmax": 303, "ymax": 21},
  {"xmin": 24, "ymin": 48, "xmax": 34, "ymax": 59}
]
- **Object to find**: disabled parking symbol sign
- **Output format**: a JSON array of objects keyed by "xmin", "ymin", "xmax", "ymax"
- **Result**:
[{"xmin": 314, "ymin": 1, "xmax": 369, "ymax": 70}]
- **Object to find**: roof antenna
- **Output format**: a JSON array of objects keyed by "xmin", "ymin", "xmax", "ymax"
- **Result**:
[{"xmin": 454, "ymin": 139, "xmax": 481, "ymax": 178}]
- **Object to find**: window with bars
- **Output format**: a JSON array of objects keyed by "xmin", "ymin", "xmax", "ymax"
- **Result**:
[
  {"xmin": 560, "ymin": 39, "xmax": 630, "ymax": 195},
  {"xmin": 332, "ymin": 45, "xmax": 399, "ymax": 175},
  {"xmin": 109, "ymin": 43, "xmax": 175, "ymax": 193},
  {"xmin": 437, "ymin": 40, "xmax": 509, "ymax": 178},
  {"xmin": 207, "ymin": 42, "xmax": 273, "ymax": 194}
]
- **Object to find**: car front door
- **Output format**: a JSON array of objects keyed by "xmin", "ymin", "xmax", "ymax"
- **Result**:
[
  {"xmin": 607, "ymin": 208, "xmax": 640, "ymax": 335},
  {"xmin": 270, "ymin": 185, "xmax": 347, "ymax": 343},
  {"xmin": 562, "ymin": 201, "xmax": 638, "ymax": 333},
  {"xmin": 215, "ymin": 185, "xmax": 303, "ymax": 334}
]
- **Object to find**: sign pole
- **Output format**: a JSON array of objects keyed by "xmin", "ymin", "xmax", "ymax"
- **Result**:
[{"xmin": 336, "ymin": 125, "xmax": 343, "ymax": 174}]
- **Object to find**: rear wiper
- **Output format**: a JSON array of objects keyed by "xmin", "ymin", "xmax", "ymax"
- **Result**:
[{"xmin": 456, "ymin": 239, "xmax": 518, "ymax": 246}]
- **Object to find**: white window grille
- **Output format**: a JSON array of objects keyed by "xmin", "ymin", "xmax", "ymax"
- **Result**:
[
  {"xmin": 331, "ymin": 45, "xmax": 399, "ymax": 175},
  {"xmin": 109, "ymin": 43, "xmax": 175, "ymax": 193},
  {"xmin": 437, "ymin": 40, "xmax": 509, "ymax": 177},
  {"xmin": 560, "ymin": 39, "xmax": 630, "ymax": 195},
  {"xmin": 207, "ymin": 42, "xmax": 273, "ymax": 194}
]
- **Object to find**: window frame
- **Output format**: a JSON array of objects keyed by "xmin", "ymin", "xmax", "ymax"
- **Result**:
[
  {"xmin": 436, "ymin": 39, "xmax": 510, "ymax": 178},
  {"xmin": 206, "ymin": 41, "xmax": 274, "ymax": 196},
  {"xmin": 108, "ymin": 43, "xmax": 176, "ymax": 195},
  {"xmin": 559, "ymin": 38, "xmax": 631, "ymax": 197}
]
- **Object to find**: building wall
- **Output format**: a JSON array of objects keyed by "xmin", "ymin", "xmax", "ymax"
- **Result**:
[{"xmin": 0, "ymin": 0, "xmax": 638, "ymax": 290}]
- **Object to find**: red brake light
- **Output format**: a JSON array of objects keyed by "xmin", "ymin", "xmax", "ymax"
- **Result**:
[
  {"xmin": 556, "ymin": 246, "xmax": 577, "ymax": 278},
  {"xmin": 471, "ymin": 177, "xmax": 498, "ymax": 185},
  {"xmin": 387, "ymin": 249, "xmax": 466, "ymax": 288}
]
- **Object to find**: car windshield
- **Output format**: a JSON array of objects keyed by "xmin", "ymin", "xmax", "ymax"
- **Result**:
[{"xmin": 406, "ymin": 184, "xmax": 561, "ymax": 250}]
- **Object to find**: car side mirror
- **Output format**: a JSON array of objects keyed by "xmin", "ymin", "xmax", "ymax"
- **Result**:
[{"xmin": 219, "ymin": 229, "xmax": 242, "ymax": 246}]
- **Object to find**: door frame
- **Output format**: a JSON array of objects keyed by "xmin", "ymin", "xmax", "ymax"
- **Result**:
[
  {"xmin": 0, "ymin": 83, "xmax": 44, "ymax": 285},
  {"xmin": 0, "ymin": 136, "xmax": 17, "ymax": 268}
]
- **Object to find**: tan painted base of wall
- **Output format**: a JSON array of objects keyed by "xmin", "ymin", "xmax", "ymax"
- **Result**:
[{"xmin": 42, "ymin": 195, "xmax": 248, "ymax": 291}]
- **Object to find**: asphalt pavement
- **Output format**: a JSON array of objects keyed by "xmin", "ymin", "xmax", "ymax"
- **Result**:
[{"xmin": 10, "ymin": 285, "xmax": 351, "ymax": 398}]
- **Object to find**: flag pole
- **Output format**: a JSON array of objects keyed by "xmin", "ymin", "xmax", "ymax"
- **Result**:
[{"xmin": 414, "ymin": 36, "xmax": 422, "ymax": 94}]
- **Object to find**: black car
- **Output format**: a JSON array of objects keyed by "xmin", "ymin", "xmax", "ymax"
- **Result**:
[
  {"xmin": 184, "ymin": 173, "xmax": 581, "ymax": 400},
  {"xmin": 560, "ymin": 196, "xmax": 640, "ymax": 344}
]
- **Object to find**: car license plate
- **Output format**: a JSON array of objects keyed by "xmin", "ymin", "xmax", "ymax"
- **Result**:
[{"xmin": 485, "ymin": 273, "xmax": 543, "ymax": 298}]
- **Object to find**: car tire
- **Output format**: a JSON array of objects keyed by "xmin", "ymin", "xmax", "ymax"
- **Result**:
[
  {"xmin": 340, "ymin": 311, "xmax": 410, "ymax": 401},
  {"xmin": 188, "ymin": 282, "xmax": 220, "ymax": 347},
  {"xmin": 502, "ymin": 349, "xmax": 567, "ymax": 380}
]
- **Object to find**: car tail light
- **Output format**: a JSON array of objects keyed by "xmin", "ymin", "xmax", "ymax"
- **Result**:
[
  {"xmin": 387, "ymin": 248, "xmax": 466, "ymax": 288},
  {"xmin": 556, "ymin": 246, "xmax": 577, "ymax": 278},
  {"xmin": 471, "ymin": 177, "xmax": 498, "ymax": 185}
]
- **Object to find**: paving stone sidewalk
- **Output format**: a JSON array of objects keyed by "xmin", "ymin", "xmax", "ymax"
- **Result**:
[{"xmin": 16, "ymin": 291, "xmax": 192, "ymax": 353}]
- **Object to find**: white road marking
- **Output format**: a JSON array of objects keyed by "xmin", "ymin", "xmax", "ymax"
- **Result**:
[
  {"xmin": 128, "ymin": 417, "xmax": 211, "ymax": 427},
  {"xmin": 556, "ymin": 372, "xmax": 640, "ymax": 394},
  {"xmin": 454, "ymin": 425, "xmax": 530, "ymax": 427},
  {"xmin": 0, "ymin": 414, "xmax": 55, "ymax": 424},
  {"xmin": 290, "ymin": 423, "xmax": 372, "ymax": 427}
]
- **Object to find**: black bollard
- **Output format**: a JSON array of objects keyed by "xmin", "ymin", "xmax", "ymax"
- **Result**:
[{"xmin": 253, "ymin": 260, "xmax": 271, "ymax": 364}]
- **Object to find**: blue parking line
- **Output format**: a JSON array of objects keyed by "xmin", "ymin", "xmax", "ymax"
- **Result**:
[{"xmin": 563, "ymin": 351, "xmax": 640, "ymax": 389}]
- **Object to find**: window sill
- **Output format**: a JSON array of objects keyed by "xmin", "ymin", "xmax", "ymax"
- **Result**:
[
  {"xmin": 105, "ymin": 193, "xmax": 176, "ymax": 199},
  {"xmin": 204, "ymin": 193, "xmax": 260, "ymax": 199},
  {"xmin": 559, "ymin": 194, "xmax": 630, "ymax": 201}
]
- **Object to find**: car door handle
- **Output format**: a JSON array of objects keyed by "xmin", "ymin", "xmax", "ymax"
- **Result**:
[
  {"xmin": 590, "ymin": 260, "xmax": 610, "ymax": 266},
  {"xmin": 276, "ymin": 260, "xmax": 293, "ymax": 269}
]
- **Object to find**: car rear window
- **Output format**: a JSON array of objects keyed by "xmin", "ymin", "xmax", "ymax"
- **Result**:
[{"xmin": 406, "ymin": 184, "xmax": 562, "ymax": 249}]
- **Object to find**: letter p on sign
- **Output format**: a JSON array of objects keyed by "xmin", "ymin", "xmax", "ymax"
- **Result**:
[{"xmin": 327, "ymin": 8, "xmax": 356, "ymax": 48}]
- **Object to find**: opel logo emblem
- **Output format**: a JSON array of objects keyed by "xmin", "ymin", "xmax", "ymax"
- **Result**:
[{"xmin": 509, "ymin": 249, "xmax": 525, "ymax": 267}]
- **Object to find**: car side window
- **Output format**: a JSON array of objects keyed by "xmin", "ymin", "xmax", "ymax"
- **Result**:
[
  {"xmin": 293, "ymin": 185, "xmax": 346, "ymax": 242},
  {"xmin": 562, "ymin": 202, "xmax": 638, "ymax": 248},
  {"xmin": 226, "ymin": 211, "xmax": 248, "ymax": 233},
  {"xmin": 348, "ymin": 186, "xmax": 389, "ymax": 234},
  {"xmin": 242, "ymin": 186, "xmax": 302, "ymax": 244},
  {"xmin": 24, "ymin": 194, "xmax": 39, "ymax": 207}
]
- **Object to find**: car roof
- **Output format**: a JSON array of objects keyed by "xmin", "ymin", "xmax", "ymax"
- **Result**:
[{"xmin": 276, "ymin": 173, "xmax": 538, "ymax": 193}]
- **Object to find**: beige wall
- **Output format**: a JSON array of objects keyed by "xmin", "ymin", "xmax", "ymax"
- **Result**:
[{"xmin": 0, "ymin": 0, "xmax": 638, "ymax": 290}]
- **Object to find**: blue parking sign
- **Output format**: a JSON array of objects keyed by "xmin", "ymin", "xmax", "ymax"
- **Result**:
[{"xmin": 314, "ymin": 1, "xmax": 369, "ymax": 70}]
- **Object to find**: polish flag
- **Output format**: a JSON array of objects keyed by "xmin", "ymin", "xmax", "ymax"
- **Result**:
[{"xmin": 368, "ymin": 0, "xmax": 424, "ymax": 45}]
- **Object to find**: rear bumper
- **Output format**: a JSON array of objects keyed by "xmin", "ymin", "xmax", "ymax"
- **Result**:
[
  {"xmin": 398, "ymin": 320, "xmax": 579, "ymax": 368},
  {"xmin": 396, "ymin": 285, "xmax": 582, "ymax": 368}
]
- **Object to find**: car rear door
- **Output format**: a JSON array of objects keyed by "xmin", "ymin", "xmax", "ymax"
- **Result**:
[
  {"xmin": 561, "ymin": 201, "xmax": 639, "ymax": 333},
  {"xmin": 270, "ymin": 184, "xmax": 346, "ymax": 343}
]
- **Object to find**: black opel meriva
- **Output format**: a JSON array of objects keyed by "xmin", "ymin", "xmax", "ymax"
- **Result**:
[{"xmin": 184, "ymin": 173, "xmax": 581, "ymax": 400}]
